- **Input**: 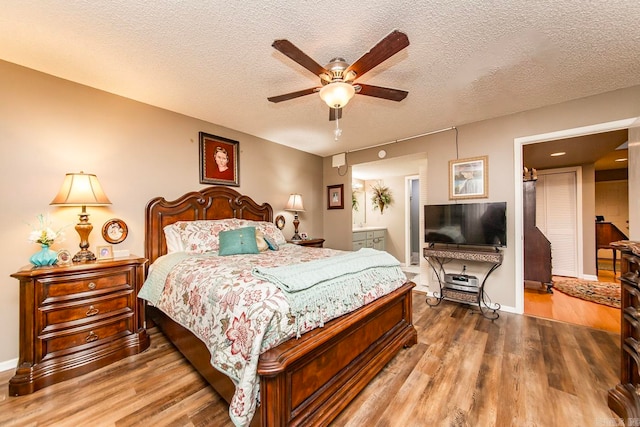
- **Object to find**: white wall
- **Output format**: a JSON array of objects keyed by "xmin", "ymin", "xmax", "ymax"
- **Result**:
[{"xmin": 361, "ymin": 177, "xmax": 406, "ymax": 263}]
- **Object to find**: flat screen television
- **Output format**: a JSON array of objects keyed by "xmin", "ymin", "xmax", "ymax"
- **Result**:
[{"xmin": 424, "ymin": 202, "xmax": 507, "ymax": 247}]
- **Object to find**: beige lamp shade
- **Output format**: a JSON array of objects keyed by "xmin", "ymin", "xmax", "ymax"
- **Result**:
[
  {"xmin": 284, "ymin": 194, "xmax": 305, "ymax": 212},
  {"xmin": 50, "ymin": 172, "xmax": 111, "ymax": 206}
]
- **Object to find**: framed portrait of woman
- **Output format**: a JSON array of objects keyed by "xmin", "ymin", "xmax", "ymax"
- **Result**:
[{"xmin": 199, "ymin": 132, "xmax": 239, "ymax": 186}]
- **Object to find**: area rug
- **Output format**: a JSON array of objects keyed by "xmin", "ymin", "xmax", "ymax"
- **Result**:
[{"xmin": 552, "ymin": 276, "xmax": 620, "ymax": 308}]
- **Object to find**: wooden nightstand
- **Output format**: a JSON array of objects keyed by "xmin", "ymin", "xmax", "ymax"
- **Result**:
[
  {"xmin": 289, "ymin": 238, "xmax": 325, "ymax": 248},
  {"xmin": 9, "ymin": 255, "xmax": 150, "ymax": 396}
]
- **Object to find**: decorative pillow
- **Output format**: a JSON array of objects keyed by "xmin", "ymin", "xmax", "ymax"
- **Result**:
[
  {"xmin": 162, "ymin": 219, "xmax": 285, "ymax": 254},
  {"xmin": 246, "ymin": 220, "xmax": 287, "ymax": 245},
  {"xmin": 218, "ymin": 226, "xmax": 260, "ymax": 256},
  {"xmin": 255, "ymin": 230, "xmax": 269, "ymax": 252},
  {"xmin": 263, "ymin": 235, "xmax": 280, "ymax": 251},
  {"xmin": 165, "ymin": 219, "xmax": 245, "ymax": 253}
]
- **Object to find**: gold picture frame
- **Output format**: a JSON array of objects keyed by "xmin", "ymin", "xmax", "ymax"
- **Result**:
[
  {"xmin": 449, "ymin": 156, "xmax": 488, "ymax": 200},
  {"xmin": 96, "ymin": 245, "xmax": 114, "ymax": 260}
]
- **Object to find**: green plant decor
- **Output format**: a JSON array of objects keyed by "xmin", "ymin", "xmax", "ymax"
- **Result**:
[
  {"xmin": 371, "ymin": 183, "xmax": 392, "ymax": 214},
  {"xmin": 352, "ymin": 192, "xmax": 359, "ymax": 211}
]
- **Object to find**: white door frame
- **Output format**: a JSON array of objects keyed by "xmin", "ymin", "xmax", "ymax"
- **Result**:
[{"xmin": 513, "ymin": 118, "xmax": 638, "ymax": 314}]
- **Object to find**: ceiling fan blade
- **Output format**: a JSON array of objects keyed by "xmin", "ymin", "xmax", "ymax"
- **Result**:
[
  {"xmin": 272, "ymin": 39, "xmax": 329, "ymax": 77},
  {"xmin": 329, "ymin": 107, "xmax": 342, "ymax": 121},
  {"xmin": 268, "ymin": 88, "xmax": 318, "ymax": 103},
  {"xmin": 346, "ymin": 30, "xmax": 409, "ymax": 78},
  {"xmin": 357, "ymin": 84, "xmax": 408, "ymax": 101}
]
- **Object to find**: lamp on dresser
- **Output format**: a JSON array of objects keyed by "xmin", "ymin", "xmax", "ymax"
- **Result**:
[
  {"xmin": 285, "ymin": 193, "xmax": 305, "ymax": 241},
  {"xmin": 50, "ymin": 171, "xmax": 111, "ymax": 262}
]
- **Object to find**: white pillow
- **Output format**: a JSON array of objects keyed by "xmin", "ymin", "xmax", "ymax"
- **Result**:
[
  {"xmin": 163, "ymin": 224, "xmax": 185, "ymax": 253},
  {"xmin": 162, "ymin": 218, "xmax": 285, "ymax": 253}
]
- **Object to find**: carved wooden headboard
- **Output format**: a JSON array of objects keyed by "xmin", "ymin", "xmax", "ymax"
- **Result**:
[{"xmin": 145, "ymin": 186, "xmax": 273, "ymax": 264}]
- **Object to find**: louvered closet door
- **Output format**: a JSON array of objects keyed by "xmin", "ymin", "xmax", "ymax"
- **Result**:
[{"xmin": 535, "ymin": 170, "xmax": 578, "ymax": 277}]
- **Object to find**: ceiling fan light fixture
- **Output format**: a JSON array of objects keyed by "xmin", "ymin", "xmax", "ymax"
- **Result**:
[{"xmin": 319, "ymin": 82, "xmax": 355, "ymax": 109}]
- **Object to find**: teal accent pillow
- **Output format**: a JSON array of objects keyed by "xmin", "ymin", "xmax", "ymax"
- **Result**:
[
  {"xmin": 263, "ymin": 235, "xmax": 279, "ymax": 251},
  {"xmin": 218, "ymin": 226, "xmax": 260, "ymax": 256}
]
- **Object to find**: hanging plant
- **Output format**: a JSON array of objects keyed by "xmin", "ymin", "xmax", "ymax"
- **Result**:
[
  {"xmin": 371, "ymin": 183, "xmax": 393, "ymax": 214},
  {"xmin": 352, "ymin": 192, "xmax": 359, "ymax": 211}
]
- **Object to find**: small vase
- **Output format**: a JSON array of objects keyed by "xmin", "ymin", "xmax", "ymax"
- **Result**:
[{"xmin": 30, "ymin": 244, "xmax": 58, "ymax": 267}]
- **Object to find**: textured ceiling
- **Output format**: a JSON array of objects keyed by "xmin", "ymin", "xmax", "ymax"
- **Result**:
[{"xmin": 2, "ymin": 1, "xmax": 640, "ymax": 157}]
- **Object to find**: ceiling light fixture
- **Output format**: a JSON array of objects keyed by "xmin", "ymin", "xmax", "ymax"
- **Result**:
[
  {"xmin": 319, "ymin": 82, "xmax": 356, "ymax": 109},
  {"xmin": 550, "ymin": 152, "xmax": 566, "ymax": 157}
]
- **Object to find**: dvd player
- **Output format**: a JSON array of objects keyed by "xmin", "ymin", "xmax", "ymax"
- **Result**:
[{"xmin": 444, "ymin": 273, "xmax": 479, "ymax": 287}]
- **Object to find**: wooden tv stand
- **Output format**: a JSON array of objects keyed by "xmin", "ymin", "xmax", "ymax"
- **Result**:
[{"xmin": 423, "ymin": 246, "xmax": 503, "ymax": 319}]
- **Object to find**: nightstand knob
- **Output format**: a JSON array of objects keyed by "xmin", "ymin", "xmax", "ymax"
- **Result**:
[
  {"xmin": 88, "ymin": 282, "xmax": 96, "ymax": 290},
  {"xmin": 85, "ymin": 331, "xmax": 99, "ymax": 343},
  {"xmin": 86, "ymin": 306, "xmax": 99, "ymax": 317}
]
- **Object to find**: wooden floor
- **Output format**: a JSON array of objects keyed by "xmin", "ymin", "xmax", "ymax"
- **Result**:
[
  {"xmin": 524, "ymin": 268, "xmax": 621, "ymax": 333},
  {"xmin": 0, "ymin": 291, "xmax": 622, "ymax": 426}
]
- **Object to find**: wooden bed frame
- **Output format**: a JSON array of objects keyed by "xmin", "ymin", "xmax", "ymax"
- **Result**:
[{"xmin": 144, "ymin": 186, "xmax": 417, "ymax": 426}]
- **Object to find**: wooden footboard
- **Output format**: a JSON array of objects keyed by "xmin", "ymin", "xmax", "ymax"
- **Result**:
[
  {"xmin": 259, "ymin": 281, "xmax": 416, "ymax": 426},
  {"xmin": 147, "ymin": 281, "xmax": 416, "ymax": 426}
]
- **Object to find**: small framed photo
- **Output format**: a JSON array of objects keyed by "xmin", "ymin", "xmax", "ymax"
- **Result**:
[
  {"xmin": 96, "ymin": 245, "xmax": 114, "ymax": 260},
  {"xmin": 56, "ymin": 249, "xmax": 73, "ymax": 266},
  {"xmin": 449, "ymin": 156, "xmax": 488, "ymax": 200},
  {"xmin": 199, "ymin": 132, "xmax": 239, "ymax": 186},
  {"xmin": 327, "ymin": 184, "xmax": 344, "ymax": 209}
]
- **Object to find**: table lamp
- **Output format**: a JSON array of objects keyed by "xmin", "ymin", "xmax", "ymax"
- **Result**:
[
  {"xmin": 50, "ymin": 172, "xmax": 111, "ymax": 262},
  {"xmin": 284, "ymin": 194, "xmax": 305, "ymax": 241}
]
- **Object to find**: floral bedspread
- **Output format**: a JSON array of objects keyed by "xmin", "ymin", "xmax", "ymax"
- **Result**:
[{"xmin": 138, "ymin": 244, "xmax": 407, "ymax": 427}]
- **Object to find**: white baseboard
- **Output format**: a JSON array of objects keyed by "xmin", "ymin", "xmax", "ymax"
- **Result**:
[
  {"xmin": 413, "ymin": 288, "xmax": 519, "ymax": 315},
  {"xmin": 0, "ymin": 358, "xmax": 17, "ymax": 373}
]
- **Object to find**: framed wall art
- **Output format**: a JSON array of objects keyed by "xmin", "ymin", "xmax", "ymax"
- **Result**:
[
  {"xmin": 449, "ymin": 156, "xmax": 488, "ymax": 199},
  {"xmin": 199, "ymin": 132, "xmax": 239, "ymax": 186},
  {"xmin": 327, "ymin": 184, "xmax": 344, "ymax": 209},
  {"xmin": 102, "ymin": 218, "xmax": 128, "ymax": 244}
]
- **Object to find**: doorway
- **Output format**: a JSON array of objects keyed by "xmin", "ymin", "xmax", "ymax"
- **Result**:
[
  {"xmin": 406, "ymin": 176, "xmax": 420, "ymax": 266},
  {"xmin": 515, "ymin": 117, "xmax": 637, "ymax": 315}
]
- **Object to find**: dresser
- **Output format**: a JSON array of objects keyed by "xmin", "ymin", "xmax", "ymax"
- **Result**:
[
  {"xmin": 9, "ymin": 256, "xmax": 150, "ymax": 395},
  {"xmin": 608, "ymin": 242, "xmax": 640, "ymax": 423},
  {"xmin": 352, "ymin": 228, "xmax": 386, "ymax": 251}
]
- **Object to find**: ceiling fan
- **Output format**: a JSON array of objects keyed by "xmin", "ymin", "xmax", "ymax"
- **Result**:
[{"xmin": 268, "ymin": 30, "xmax": 410, "ymax": 121}]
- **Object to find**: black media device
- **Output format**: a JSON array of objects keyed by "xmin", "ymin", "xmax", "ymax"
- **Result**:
[{"xmin": 424, "ymin": 202, "xmax": 507, "ymax": 248}]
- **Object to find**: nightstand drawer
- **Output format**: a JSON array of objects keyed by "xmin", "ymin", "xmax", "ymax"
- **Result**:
[
  {"xmin": 40, "ymin": 270, "xmax": 132, "ymax": 303},
  {"xmin": 40, "ymin": 314, "xmax": 135, "ymax": 357},
  {"xmin": 42, "ymin": 290, "xmax": 134, "ymax": 328}
]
